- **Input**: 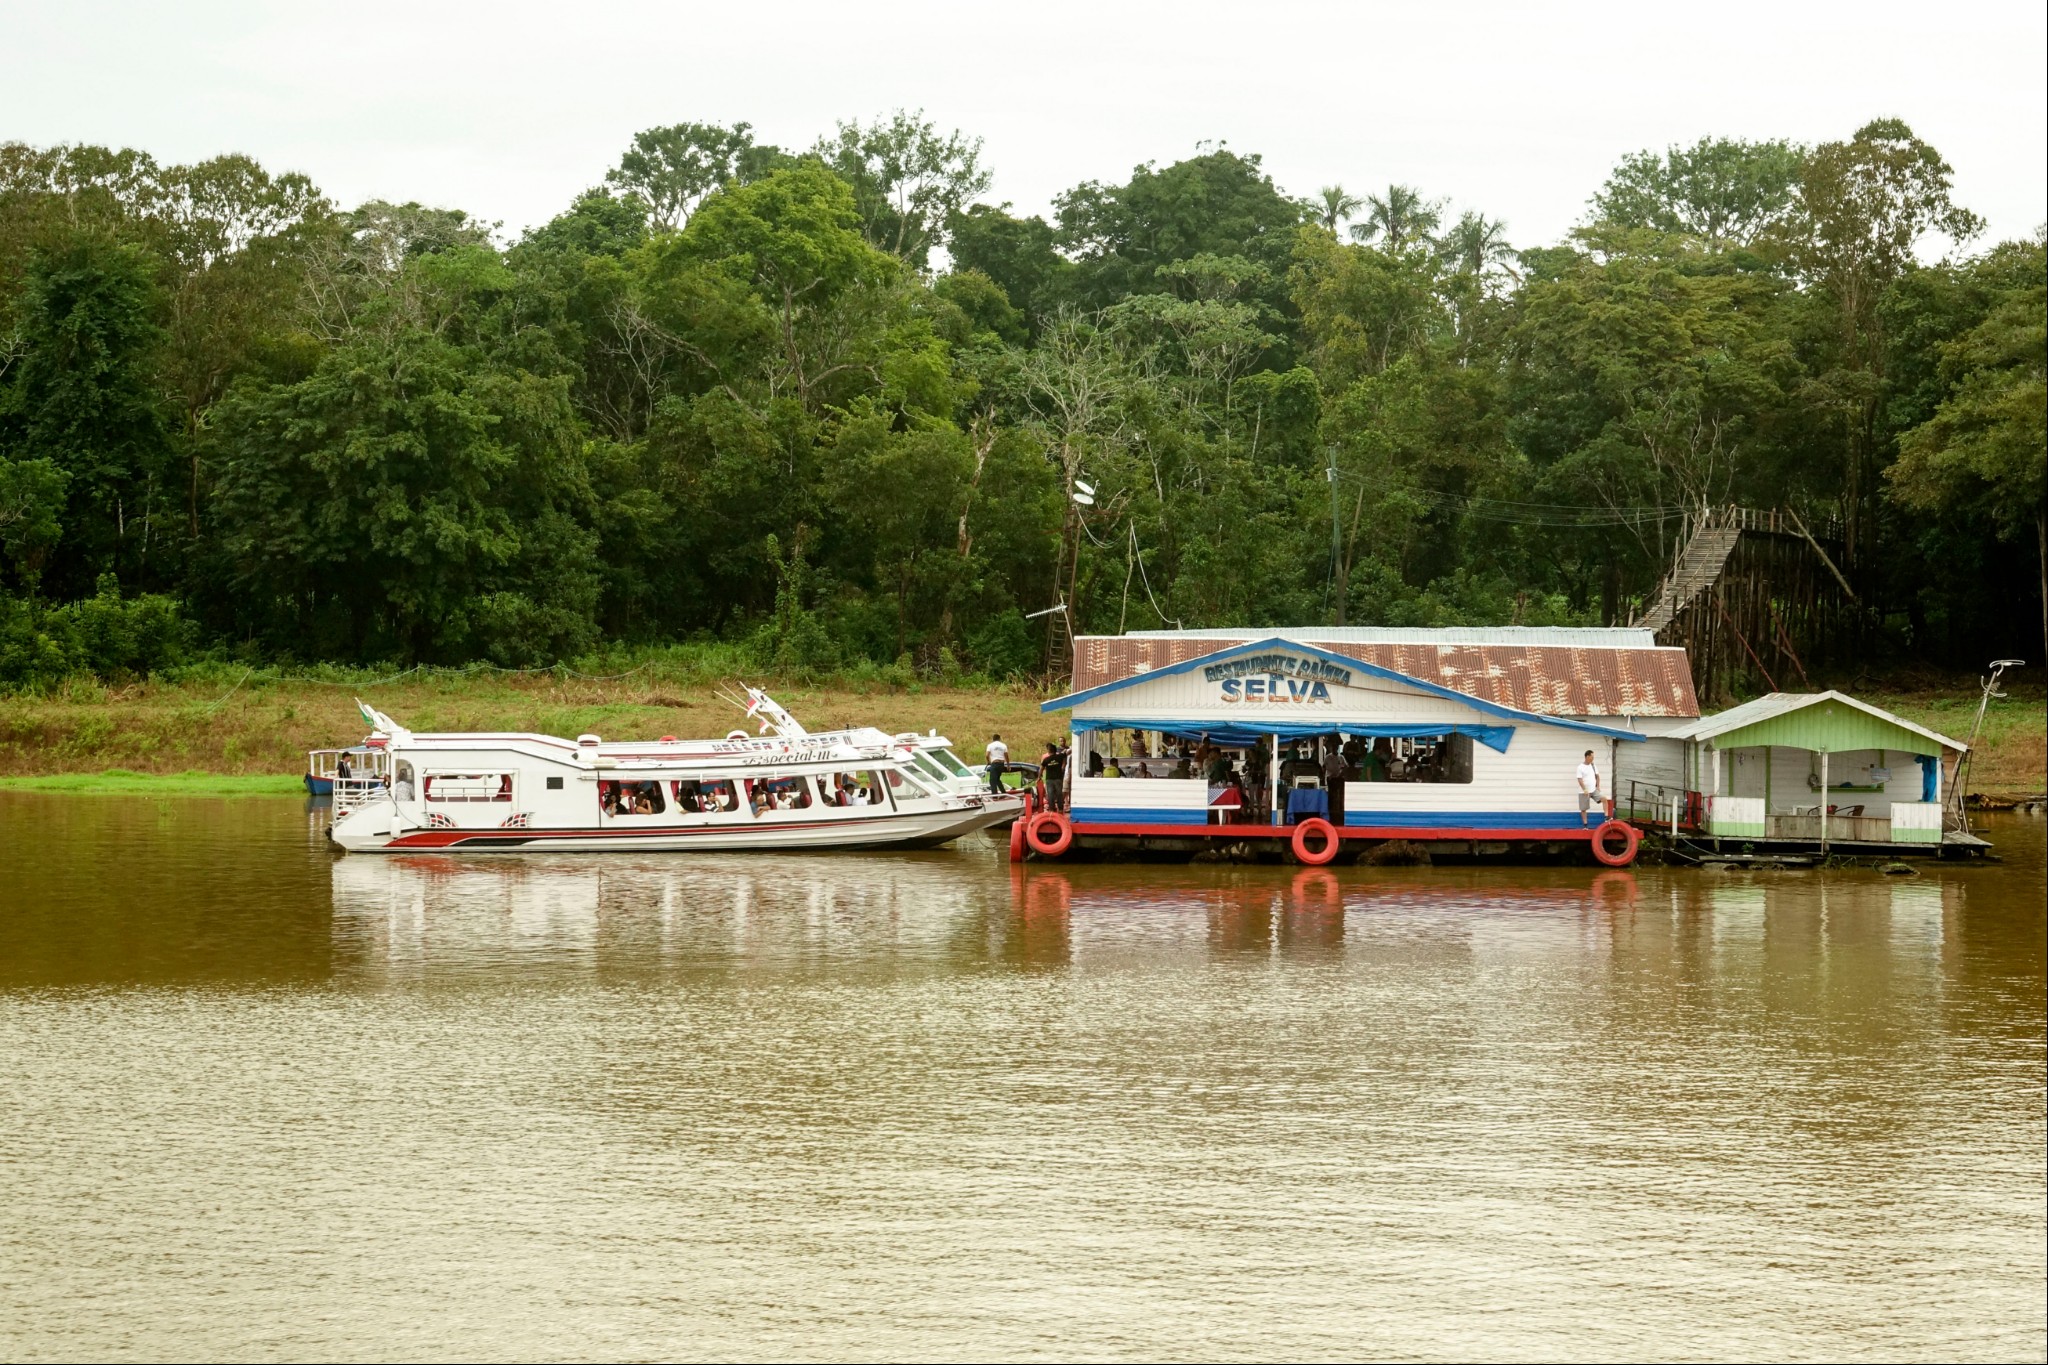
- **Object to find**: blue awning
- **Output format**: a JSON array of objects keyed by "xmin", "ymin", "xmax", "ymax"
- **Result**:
[{"xmin": 1070, "ymin": 717, "xmax": 1517, "ymax": 753}]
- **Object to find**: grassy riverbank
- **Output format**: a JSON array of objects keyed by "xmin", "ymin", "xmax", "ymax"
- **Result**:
[
  {"xmin": 1, "ymin": 669, "xmax": 2039, "ymax": 800},
  {"xmin": 0, "ymin": 670, "xmax": 1055, "ymax": 788}
]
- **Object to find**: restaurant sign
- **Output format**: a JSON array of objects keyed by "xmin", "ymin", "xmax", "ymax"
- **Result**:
[{"xmin": 1203, "ymin": 651, "xmax": 1354, "ymax": 705}]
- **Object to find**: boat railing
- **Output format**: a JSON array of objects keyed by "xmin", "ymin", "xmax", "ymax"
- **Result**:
[
  {"xmin": 1622, "ymin": 779, "xmax": 1703, "ymax": 831},
  {"xmin": 332, "ymin": 776, "xmax": 387, "ymax": 817}
]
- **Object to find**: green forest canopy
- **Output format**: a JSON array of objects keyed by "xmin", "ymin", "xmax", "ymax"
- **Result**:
[{"xmin": 0, "ymin": 115, "xmax": 2040, "ymax": 686}]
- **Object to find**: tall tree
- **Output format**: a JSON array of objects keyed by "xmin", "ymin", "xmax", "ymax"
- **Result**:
[
  {"xmin": 1438, "ymin": 210, "xmax": 1517, "ymax": 280},
  {"xmin": 1056, "ymin": 149, "xmax": 1303, "ymax": 312},
  {"xmin": 1313, "ymin": 184, "xmax": 1363, "ymax": 235},
  {"xmin": 1888, "ymin": 237, "xmax": 2047, "ymax": 658},
  {"xmin": 605, "ymin": 122, "xmax": 762, "ymax": 233},
  {"xmin": 1590, "ymin": 137, "xmax": 1806, "ymax": 250},
  {"xmin": 1786, "ymin": 118, "xmax": 1982, "ymax": 562},
  {"xmin": 814, "ymin": 111, "xmax": 990, "ymax": 268},
  {"xmin": 1349, "ymin": 184, "xmax": 1444, "ymax": 250},
  {"xmin": 0, "ymin": 236, "xmax": 172, "ymax": 598}
]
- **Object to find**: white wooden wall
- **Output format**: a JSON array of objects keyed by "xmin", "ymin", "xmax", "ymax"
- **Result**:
[
  {"xmin": 1715, "ymin": 745, "xmax": 1931, "ymax": 816},
  {"xmin": 1340, "ymin": 725, "xmax": 1608, "ymax": 818},
  {"xmin": 1069, "ymin": 776, "xmax": 1210, "ymax": 822}
]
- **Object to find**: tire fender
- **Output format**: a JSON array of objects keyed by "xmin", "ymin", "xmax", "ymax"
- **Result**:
[
  {"xmin": 1591, "ymin": 818, "xmax": 1640, "ymax": 867},
  {"xmin": 1290, "ymin": 816, "xmax": 1340, "ymax": 866},
  {"xmin": 1025, "ymin": 810, "xmax": 1074, "ymax": 858}
]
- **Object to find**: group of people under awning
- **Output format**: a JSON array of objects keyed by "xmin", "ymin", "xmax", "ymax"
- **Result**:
[{"xmin": 1062, "ymin": 727, "xmax": 1469, "ymax": 824}]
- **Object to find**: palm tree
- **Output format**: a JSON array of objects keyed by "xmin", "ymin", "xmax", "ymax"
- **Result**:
[
  {"xmin": 1314, "ymin": 184, "xmax": 1364, "ymax": 236},
  {"xmin": 1439, "ymin": 210, "xmax": 1520, "ymax": 280},
  {"xmin": 1349, "ymin": 184, "xmax": 1445, "ymax": 250}
]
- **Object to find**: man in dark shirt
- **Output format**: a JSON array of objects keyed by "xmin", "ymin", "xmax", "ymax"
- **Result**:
[
  {"xmin": 1041, "ymin": 739, "xmax": 1068, "ymax": 811},
  {"xmin": 1321, "ymin": 740, "xmax": 1351, "ymax": 824}
]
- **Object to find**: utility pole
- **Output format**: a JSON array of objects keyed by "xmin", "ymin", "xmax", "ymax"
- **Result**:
[{"xmin": 1328, "ymin": 453, "xmax": 1345, "ymax": 627}]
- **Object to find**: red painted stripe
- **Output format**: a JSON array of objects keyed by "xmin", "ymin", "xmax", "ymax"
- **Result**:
[{"xmin": 1066, "ymin": 822, "xmax": 1597, "ymax": 842}]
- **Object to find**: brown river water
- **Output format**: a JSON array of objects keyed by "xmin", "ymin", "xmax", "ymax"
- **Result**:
[{"xmin": 2, "ymin": 793, "xmax": 2043, "ymax": 1362}]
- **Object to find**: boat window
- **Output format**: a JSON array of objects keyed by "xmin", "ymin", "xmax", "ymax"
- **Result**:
[
  {"xmin": 599, "ymin": 779, "xmax": 667, "ymax": 816},
  {"xmin": 1361, "ymin": 734, "xmax": 1473, "ymax": 784},
  {"xmin": 927, "ymin": 747, "xmax": 973, "ymax": 777},
  {"xmin": 425, "ymin": 773, "xmax": 514, "ymax": 802},
  {"xmin": 819, "ymin": 770, "xmax": 886, "ymax": 808},
  {"xmin": 745, "ymin": 775, "xmax": 813, "ymax": 814},
  {"xmin": 887, "ymin": 766, "xmax": 938, "ymax": 798},
  {"xmin": 669, "ymin": 778, "xmax": 739, "ymax": 815}
]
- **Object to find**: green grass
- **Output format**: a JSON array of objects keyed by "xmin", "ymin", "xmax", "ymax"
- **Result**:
[{"xmin": 0, "ymin": 768, "xmax": 306, "ymax": 796}]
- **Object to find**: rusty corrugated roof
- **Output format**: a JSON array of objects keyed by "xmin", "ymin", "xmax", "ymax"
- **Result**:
[{"xmin": 1071, "ymin": 633, "xmax": 1700, "ymax": 718}]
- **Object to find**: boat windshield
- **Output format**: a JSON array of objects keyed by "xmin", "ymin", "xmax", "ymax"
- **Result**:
[
  {"xmin": 925, "ymin": 747, "xmax": 973, "ymax": 777},
  {"xmin": 910, "ymin": 752, "xmax": 956, "ymax": 786},
  {"xmin": 888, "ymin": 766, "xmax": 938, "ymax": 798}
]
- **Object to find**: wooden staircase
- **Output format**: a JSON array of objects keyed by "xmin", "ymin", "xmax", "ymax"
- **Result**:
[{"xmin": 1635, "ymin": 516, "xmax": 1744, "ymax": 633}]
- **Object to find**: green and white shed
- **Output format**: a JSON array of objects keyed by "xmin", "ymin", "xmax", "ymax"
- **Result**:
[{"xmin": 1657, "ymin": 691, "xmax": 1966, "ymax": 846}]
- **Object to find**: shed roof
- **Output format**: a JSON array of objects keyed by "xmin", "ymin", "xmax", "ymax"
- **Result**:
[
  {"xmin": 1663, "ymin": 691, "xmax": 1967, "ymax": 755},
  {"xmin": 1044, "ymin": 636, "xmax": 1647, "ymax": 741},
  {"xmin": 1073, "ymin": 631, "xmax": 1699, "ymax": 718},
  {"xmin": 1124, "ymin": 626, "xmax": 1662, "ymax": 647}
]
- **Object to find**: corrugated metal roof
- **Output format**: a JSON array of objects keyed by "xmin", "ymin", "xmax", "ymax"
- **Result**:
[
  {"xmin": 1072, "ymin": 632, "xmax": 1700, "ymax": 718},
  {"xmin": 1664, "ymin": 692, "xmax": 1967, "ymax": 752},
  {"xmin": 1123, "ymin": 626, "xmax": 1662, "ymax": 648}
]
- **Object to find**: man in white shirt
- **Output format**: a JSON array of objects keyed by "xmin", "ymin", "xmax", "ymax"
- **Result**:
[
  {"xmin": 985, "ymin": 734, "xmax": 1009, "ymax": 795},
  {"xmin": 1576, "ymin": 749, "xmax": 1602, "ymax": 827}
]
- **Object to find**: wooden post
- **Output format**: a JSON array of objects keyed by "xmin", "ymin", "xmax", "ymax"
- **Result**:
[
  {"xmin": 1270, "ymin": 733, "xmax": 1282, "ymax": 827},
  {"xmin": 1710, "ymin": 745, "xmax": 1721, "ymax": 845},
  {"xmin": 1819, "ymin": 750, "xmax": 1830, "ymax": 855}
]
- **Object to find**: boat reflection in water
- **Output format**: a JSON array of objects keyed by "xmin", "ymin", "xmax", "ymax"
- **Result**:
[{"xmin": 332, "ymin": 850, "xmax": 1967, "ymax": 994}]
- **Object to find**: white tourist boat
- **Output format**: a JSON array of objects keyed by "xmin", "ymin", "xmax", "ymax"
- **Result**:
[{"xmin": 327, "ymin": 690, "xmax": 1024, "ymax": 854}]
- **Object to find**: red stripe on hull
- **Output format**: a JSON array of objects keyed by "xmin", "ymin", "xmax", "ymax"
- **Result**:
[{"xmin": 1065, "ymin": 822, "xmax": 1596, "ymax": 842}]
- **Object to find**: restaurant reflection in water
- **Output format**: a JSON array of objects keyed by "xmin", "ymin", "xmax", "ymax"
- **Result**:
[{"xmin": 330, "ymin": 853, "xmax": 1970, "ymax": 985}]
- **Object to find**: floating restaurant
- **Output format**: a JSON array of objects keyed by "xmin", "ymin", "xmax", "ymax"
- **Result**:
[
  {"xmin": 1017, "ymin": 627, "xmax": 1982, "ymax": 865},
  {"xmin": 1023, "ymin": 627, "xmax": 1697, "ymax": 866}
]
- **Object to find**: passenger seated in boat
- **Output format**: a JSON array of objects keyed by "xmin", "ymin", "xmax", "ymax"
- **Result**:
[
  {"xmin": 1101, "ymin": 757, "xmax": 1122, "ymax": 778},
  {"xmin": 392, "ymin": 763, "xmax": 415, "ymax": 802}
]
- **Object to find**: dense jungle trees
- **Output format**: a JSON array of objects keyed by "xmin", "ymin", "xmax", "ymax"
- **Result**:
[{"xmin": 0, "ymin": 117, "xmax": 2040, "ymax": 685}]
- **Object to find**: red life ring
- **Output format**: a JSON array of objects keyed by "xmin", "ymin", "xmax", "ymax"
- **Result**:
[
  {"xmin": 1290, "ymin": 817, "xmax": 1340, "ymax": 866},
  {"xmin": 1591, "ymin": 819, "xmax": 1640, "ymax": 867},
  {"xmin": 1025, "ymin": 810, "xmax": 1074, "ymax": 858},
  {"xmin": 1008, "ymin": 814, "xmax": 1028, "ymax": 863}
]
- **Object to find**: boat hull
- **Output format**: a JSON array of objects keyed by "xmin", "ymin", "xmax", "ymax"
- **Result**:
[{"xmin": 329, "ymin": 796, "xmax": 1020, "ymax": 854}]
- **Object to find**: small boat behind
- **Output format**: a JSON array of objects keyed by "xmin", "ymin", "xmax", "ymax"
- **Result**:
[
  {"xmin": 325, "ymin": 692, "xmax": 1024, "ymax": 855},
  {"xmin": 305, "ymin": 743, "xmax": 390, "ymax": 800}
]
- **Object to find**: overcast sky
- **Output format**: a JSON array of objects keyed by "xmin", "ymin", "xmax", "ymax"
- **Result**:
[{"xmin": 6, "ymin": 0, "xmax": 2045, "ymax": 254}]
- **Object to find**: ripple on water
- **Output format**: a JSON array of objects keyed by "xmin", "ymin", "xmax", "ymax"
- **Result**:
[{"xmin": 2, "ymin": 795, "xmax": 2042, "ymax": 1362}]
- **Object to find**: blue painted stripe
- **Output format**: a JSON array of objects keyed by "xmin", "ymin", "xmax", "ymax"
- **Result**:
[
  {"xmin": 1343, "ymin": 810, "xmax": 1587, "ymax": 830},
  {"xmin": 1072, "ymin": 806, "xmax": 1208, "ymax": 826}
]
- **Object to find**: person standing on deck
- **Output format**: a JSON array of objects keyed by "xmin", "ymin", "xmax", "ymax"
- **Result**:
[
  {"xmin": 1041, "ymin": 739, "xmax": 1067, "ymax": 811},
  {"xmin": 1576, "ymin": 750, "xmax": 1603, "ymax": 827},
  {"xmin": 985, "ymin": 734, "xmax": 1009, "ymax": 795},
  {"xmin": 1322, "ymin": 738, "xmax": 1350, "ymax": 826}
]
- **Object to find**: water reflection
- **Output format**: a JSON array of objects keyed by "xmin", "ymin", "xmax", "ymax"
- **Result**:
[
  {"xmin": 4, "ymin": 794, "xmax": 2042, "ymax": 1361},
  {"xmin": 325, "ymin": 847, "xmax": 1984, "ymax": 1004}
]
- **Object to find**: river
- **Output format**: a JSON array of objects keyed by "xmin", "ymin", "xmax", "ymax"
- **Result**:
[{"xmin": 2, "ymin": 793, "xmax": 2042, "ymax": 1362}]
